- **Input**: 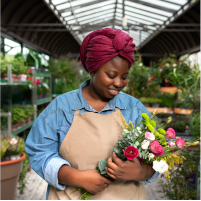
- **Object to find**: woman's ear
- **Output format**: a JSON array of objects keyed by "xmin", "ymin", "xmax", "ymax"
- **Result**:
[{"xmin": 91, "ymin": 71, "xmax": 95, "ymax": 76}]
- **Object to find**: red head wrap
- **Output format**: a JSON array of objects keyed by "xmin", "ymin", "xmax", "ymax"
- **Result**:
[{"xmin": 80, "ymin": 28, "xmax": 135, "ymax": 73}]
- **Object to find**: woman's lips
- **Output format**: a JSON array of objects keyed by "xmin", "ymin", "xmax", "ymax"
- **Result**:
[{"xmin": 109, "ymin": 89, "xmax": 119, "ymax": 96}]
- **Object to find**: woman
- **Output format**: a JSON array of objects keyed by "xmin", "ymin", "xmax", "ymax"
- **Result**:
[{"xmin": 25, "ymin": 28, "xmax": 159, "ymax": 200}]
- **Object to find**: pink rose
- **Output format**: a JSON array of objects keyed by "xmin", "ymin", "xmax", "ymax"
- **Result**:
[
  {"xmin": 175, "ymin": 138, "xmax": 186, "ymax": 149},
  {"xmin": 32, "ymin": 81, "xmax": 36, "ymax": 84},
  {"xmin": 168, "ymin": 141, "xmax": 176, "ymax": 151},
  {"xmin": 29, "ymin": 69, "xmax": 32, "ymax": 73},
  {"xmin": 165, "ymin": 128, "xmax": 176, "ymax": 140},
  {"xmin": 145, "ymin": 132, "xmax": 155, "ymax": 141},
  {"xmin": 150, "ymin": 140, "xmax": 164, "ymax": 156},
  {"xmin": 124, "ymin": 146, "xmax": 139, "ymax": 160},
  {"xmin": 36, "ymin": 79, "xmax": 41, "ymax": 85},
  {"xmin": 168, "ymin": 141, "xmax": 175, "ymax": 147}
]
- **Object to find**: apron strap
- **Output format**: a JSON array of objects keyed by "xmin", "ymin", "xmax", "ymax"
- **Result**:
[
  {"xmin": 115, "ymin": 107, "xmax": 121, "ymax": 113},
  {"xmin": 74, "ymin": 110, "xmax": 80, "ymax": 115}
]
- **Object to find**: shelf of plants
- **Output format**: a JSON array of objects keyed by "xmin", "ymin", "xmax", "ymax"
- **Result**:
[{"xmin": 1, "ymin": 61, "xmax": 52, "ymax": 137}]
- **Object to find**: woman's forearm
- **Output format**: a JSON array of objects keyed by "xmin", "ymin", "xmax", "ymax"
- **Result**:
[
  {"xmin": 58, "ymin": 165, "xmax": 83, "ymax": 187},
  {"xmin": 140, "ymin": 164, "xmax": 155, "ymax": 181}
]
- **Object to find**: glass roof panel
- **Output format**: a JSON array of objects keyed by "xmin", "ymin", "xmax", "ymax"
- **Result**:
[
  {"xmin": 71, "ymin": 0, "xmax": 98, "ymax": 7},
  {"xmin": 61, "ymin": 11, "xmax": 72, "ymax": 17},
  {"xmin": 75, "ymin": 4, "xmax": 115, "ymax": 18},
  {"xmin": 73, "ymin": 0, "xmax": 115, "ymax": 14},
  {"xmin": 65, "ymin": 15, "xmax": 75, "ymax": 21},
  {"xmin": 56, "ymin": 3, "xmax": 70, "ymax": 10},
  {"xmin": 52, "ymin": 0, "xmax": 67, "ymax": 5},
  {"xmin": 116, "ymin": 14, "xmax": 157, "ymax": 26},
  {"xmin": 77, "ymin": 9, "xmax": 114, "ymax": 22},
  {"xmin": 88, "ymin": 17, "xmax": 114, "ymax": 25},
  {"xmin": 67, "ymin": 19, "xmax": 77, "ymax": 24},
  {"xmin": 79, "ymin": 13, "xmax": 114, "ymax": 25},
  {"xmin": 124, "ymin": 1, "xmax": 173, "ymax": 16},
  {"xmin": 124, "ymin": 5, "xmax": 168, "ymax": 21},
  {"xmin": 164, "ymin": 0, "xmax": 188, "ymax": 5},
  {"xmin": 139, "ymin": 0, "xmax": 180, "ymax": 10}
]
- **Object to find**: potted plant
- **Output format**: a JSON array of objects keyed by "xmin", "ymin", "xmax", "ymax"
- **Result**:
[
  {"xmin": 12, "ymin": 106, "xmax": 26, "ymax": 131},
  {"xmin": 0, "ymin": 135, "xmax": 26, "ymax": 200}
]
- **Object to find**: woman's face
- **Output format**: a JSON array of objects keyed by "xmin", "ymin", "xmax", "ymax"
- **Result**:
[{"xmin": 90, "ymin": 56, "xmax": 129, "ymax": 100}]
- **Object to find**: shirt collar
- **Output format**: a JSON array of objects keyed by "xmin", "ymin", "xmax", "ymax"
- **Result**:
[{"xmin": 73, "ymin": 79, "xmax": 126, "ymax": 111}]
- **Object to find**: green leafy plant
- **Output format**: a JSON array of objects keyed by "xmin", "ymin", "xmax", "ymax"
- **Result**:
[
  {"xmin": 49, "ymin": 56, "xmax": 90, "ymax": 93},
  {"xmin": 189, "ymin": 112, "xmax": 200, "ymax": 140},
  {"xmin": 128, "ymin": 55, "xmax": 149, "ymax": 98},
  {"xmin": 12, "ymin": 106, "xmax": 27, "ymax": 124},
  {"xmin": 0, "ymin": 138, "xmax": 9, "ymax": 159},
  {"xmin": 158, "ymin": 149, "xmax": 200, "ymax": 200},
  {"xmin": 159, "ymin": 93, "xmax": 175, "ymax": 107}
]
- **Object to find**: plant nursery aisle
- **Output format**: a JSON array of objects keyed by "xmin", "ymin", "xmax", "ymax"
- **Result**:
[{"xmin": 15, "ymin": 168, "xmax": 167, "ymax": 200}]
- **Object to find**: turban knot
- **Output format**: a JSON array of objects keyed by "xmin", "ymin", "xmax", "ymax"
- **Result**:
[{"xmin": 80, "ymin": 28, "xmax": 135, "ymax": 73}]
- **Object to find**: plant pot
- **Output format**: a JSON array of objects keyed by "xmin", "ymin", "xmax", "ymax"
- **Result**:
[
  {"xmin": 159, "ymin": 87, "xmax": 178, "ymax": 93},
  {"xmin": 0, "ymin": 152, "xmax": 26, "ymax": 200},
  {"xmin": 12, "ymin": 123, "xmax": 21, "ymax": 132},
  {"xmin": 18, "ymin": 74, "xmax": 27, "ymax": 82},
  {"xmin": 174, "ymin": 108, "xmax": 193, "ymax": 115},
  {"xmin": 146, "ymin": 107, "xmax": 173, "ymax": 113}
]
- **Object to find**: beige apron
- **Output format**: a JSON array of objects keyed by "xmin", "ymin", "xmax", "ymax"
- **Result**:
[{"xmin": 48, "ymin": 108, "xmax": 147, "ymax": 200}]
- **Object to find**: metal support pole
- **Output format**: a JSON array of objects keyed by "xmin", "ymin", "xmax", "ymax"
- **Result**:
[
  {"xmin": 32, "ymin": 69, "xmax": 37, "ymax": 121},
  {"xmin": 7, "ymin": 64, "xmax": 13, "ymax": 85},
  {"xmin": 139, "ymin": 30, "xmax": 141, "ymax": 53},
  {"xmin": 1, "ymin": 37, "xmax": 5, "ymax": 58},
  {"xmin": 8, "ymin": 98, "xmax": 12, "ymax": 137}
]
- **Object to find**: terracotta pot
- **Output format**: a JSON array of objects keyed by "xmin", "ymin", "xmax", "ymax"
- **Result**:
[
  {"xmin": 146, "ymin": 107, "xmax": 173, "ymax": 113},
  {"xmin": 0, "ymin": 152, "xmax": 26, "ymax": 200},
  {"xmin": 174, "ymin": 108, "xmax": 193, "ymax": 115},
  {"xmin": 159, "ymin": 87, "xmax": 178, "ymax": 93}
]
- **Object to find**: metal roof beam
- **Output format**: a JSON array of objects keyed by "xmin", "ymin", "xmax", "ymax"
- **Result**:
[
  {"xmin": 127, "ymin": 0, "xmax": 176, "ymax": 13},
  {"xmin": 112, "ymin": 0, "xmax": 118, "ymax": 29}
]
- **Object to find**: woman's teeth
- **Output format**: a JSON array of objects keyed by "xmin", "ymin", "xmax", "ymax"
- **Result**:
[{"xmin": 111, "ymin": 90, "xmax": 117, "ymax": 92}]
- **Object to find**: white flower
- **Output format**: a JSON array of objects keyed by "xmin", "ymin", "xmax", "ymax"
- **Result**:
[
  {"xmin": 173, "ymin": 63, "xmax": 177, "ymax": 67},
  {"xmin": 166, "ymin": 63, "xmax": 170, "ymax": 67},
  {"xmin": 153, "ymin": 160, "xmax": 168, "ymax": 173},
  {"xmin": 148, "ymin": 153, "xmax": 155, "ymax": 159},
  {"xmin": 42, "ymin": 83, "xmax": 49, "ymax": 89},
  {"xmin": 141, "ymin": 140, "xmax": 150, "ymax": 150},
  {"xmin": 139, "ymin": 63, "xmax": 143, "ymax": 66}
]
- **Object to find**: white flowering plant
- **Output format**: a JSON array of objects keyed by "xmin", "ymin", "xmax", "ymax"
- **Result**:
[{"xmin": 73, "ymin": 110, "xmax": 200, "ymax": 199}]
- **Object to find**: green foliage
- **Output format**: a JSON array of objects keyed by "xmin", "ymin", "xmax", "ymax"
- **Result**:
[
  {"xmin": 189, "ymin": 112, "xmax": 200, "ymax": 140},
  {"xmin": 140, "ymin": 97, "xmax": 162, "ymax": 104},
  {"xmin": 26, "ymin": 49, "xmax": 42, "ymax": 67},
  {"xmin": 12, "ymin": 53, "xmax": 28, "ymax": 74},
  {"xmin": 0, "ymin": 52, "xmax": 9, "ymax": 77},
  {"xmin": 128, "ymin": 55, "xmax": 149, "ymax": 98},
  {"xmin": 17, "ymin": 139, "xmax": 29, "ymax": 194},
  {"xmin": 159, "ymin": 149, "xmax": 200, "ymax": 200},
  {"xmin": 49, "ymin": 56, "xmax": 90, "ymax": 93},
  {"xmin": 0, "ymin": 138, "xmax": 9, "ymax": 159},
  {"xmin": 5, "ymin": 136, "xmax": 24, "ymax": 155},
  {"xmin": 12, "ymin": 106, "xmax": 26, "ymax": 124},
  {"xmin": 159, "ymin": 93, "xmax": 175, "ymax": 107}
]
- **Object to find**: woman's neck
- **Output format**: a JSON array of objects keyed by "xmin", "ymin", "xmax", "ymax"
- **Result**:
[{"xmin": 82, "ymin": 86, "xmax": 109, "ymax": 112}]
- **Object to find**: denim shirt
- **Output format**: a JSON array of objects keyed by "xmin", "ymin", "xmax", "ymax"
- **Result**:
[{"xmin": 25, "ymin": 79, "xmax": 159, "ymax": 199}]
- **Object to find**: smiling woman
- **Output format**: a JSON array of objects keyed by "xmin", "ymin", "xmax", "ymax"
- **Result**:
[{"xmin": 25, "ymin": 28, "xmax": 159, "ymax": 200}]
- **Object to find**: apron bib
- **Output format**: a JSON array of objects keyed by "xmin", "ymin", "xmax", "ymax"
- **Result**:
[{"xmin": 48, "ymin": 108, "xmax": 147, "ymax": 200}]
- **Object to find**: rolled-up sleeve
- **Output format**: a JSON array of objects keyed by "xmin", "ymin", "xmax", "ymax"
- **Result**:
[
  {"xmin": 139, "ymin": 171, "xmax": 159, "ymax": 185},
  {"xmin": 25, "ymin": 113, "xmax": 70, "ymax": 190}
]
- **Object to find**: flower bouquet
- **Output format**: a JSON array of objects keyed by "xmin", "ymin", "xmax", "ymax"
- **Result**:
[{"xmin": 72, "ymin": 110, "xmax": 200, "ymax": 199}]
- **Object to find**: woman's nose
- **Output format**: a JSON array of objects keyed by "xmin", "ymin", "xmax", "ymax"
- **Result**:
[{"xmin": 113, "ymin": 77, "xmax": 123, "ymax": 88}]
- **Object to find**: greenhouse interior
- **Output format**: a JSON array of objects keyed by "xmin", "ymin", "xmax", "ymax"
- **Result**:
[{"xmin": 0, "ymin": 0, "xmax": 200, "ymax": 200}]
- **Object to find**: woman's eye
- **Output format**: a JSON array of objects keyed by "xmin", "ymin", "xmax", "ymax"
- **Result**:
[
  {"xmin": 107, "ymin": 74, "xmax": 115, "ymax": 78},
  {"xmin": 122, "ymin": 77, "xmax": 128, "ymax": 80}
]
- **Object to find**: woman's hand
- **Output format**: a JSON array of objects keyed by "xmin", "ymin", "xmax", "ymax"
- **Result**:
[
  {"xmin": 105, "ymin": 152, "xmax": 155, "ymax": 181},
  {"xmin": 80, "ymin": 169, "xmax": 113, "ymax": 195}
]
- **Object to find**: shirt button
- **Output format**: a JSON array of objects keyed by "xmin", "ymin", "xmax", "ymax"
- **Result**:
[{"xmin": 111, "ymin": 105, "xmax": 113, "ymax": 107}]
